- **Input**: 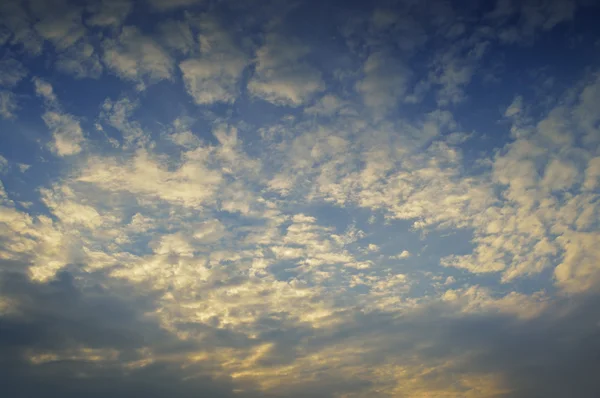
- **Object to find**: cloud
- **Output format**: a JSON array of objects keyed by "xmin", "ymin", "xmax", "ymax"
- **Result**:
[
  {"xmin": 505, "ymin": 95, "xmax": 524, "ymax": 117},
  {"xmin": 32, "ymin": 77, "xmax": 57, "ymax": 102},
  {"xmin": 0, "ymin": 154, "xmax": 7, "ymax": 173},
  {"xmin": 487, "ymin": 0, "xmax": 582, "ymax": 44},
  {"xmin": 86, "ymin": 0, "xmax": 133, "ymax": 27},
  {"xmin": 0, "ymin": 91, "xmax": 18, "ymax": 119},
  {"xmin": 99, "ymin": 96, "xmax": 147, "ymax": 147},
  {"xmin": 248, "ymin": 33, "xmax": 324, "ymax": 106},
  {"xmin": 355, "ymin": 51, "xmax": 411, "ymax": 114},
  {"xmin": 102, "ymin": 26, "xmax": 174, "ymax": 86},
  {"xmin": 179, "ymin": 18, "xmax": 248, "ymax": 104},
  {"xmin": 0, "ymin": 1, "xmax": 44, "ymax": 54},
  {"xmin": 391, "ymin": 250, "xmax": 411, "ymax": 259},
  {"xmin": 33, "ymin": 78, "xmax": 85, "ymax": 156},
  {"xmin": 77, "ymin": 148, "xmax": 222, "ymax": 208},
  {"xmin": 429, "ymin": 37, "xmax": 489, "ymax": 106},
  {"xmin": 304, "ymin": 94, "xmax": 355, "ymax": 117},
  {"xmin": 41, "ymin": 111, "xmax": 86, "ymax": 156},
  {"xmin": 0, "ymin": 270, "xmax": 262, "ymax": 398},
  {"xmin": 1, "ymin": 1, "xmax": 600, "ymax": 397},
  {"xmin": 56, "ymin": 41, "xmax": 103, "ymax": 79},
  {"xmin": 32, "ymin": 6, "xmax": 86, "ymax": 50},
  {"xmin": 0, "ymin": 54, "xmax": 28, "ymax": 87},
  {"xmin": 440, "ymin": 72, "xmax": 600, "ymax": 291},
  {"xmin": 147, "ymin": 0, "xmax": 205, "ymax": 11},
  {"xmin": 158, "ymin": 19, "xmax": 195, "ymax": 55}
]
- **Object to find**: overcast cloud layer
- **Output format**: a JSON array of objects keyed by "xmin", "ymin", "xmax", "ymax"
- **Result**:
[{"xmin": 1, "ymin": 0, "xmax": 600, "ymax": 397}]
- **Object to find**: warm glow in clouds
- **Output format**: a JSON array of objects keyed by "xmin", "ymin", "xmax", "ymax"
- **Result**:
[{"xmin": 1, "ymin": 0, "xmax": 600, "ymax": 397}]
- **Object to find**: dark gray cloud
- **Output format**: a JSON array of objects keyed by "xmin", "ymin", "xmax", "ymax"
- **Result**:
[
  {"xmin": 239, "ymin": 294, "xmax": 600, "ymax": 397},
  {"xmin": 1, "ymin": 263, "xmax": 600, "ymax": 397},
  {"xmin": 0, "ymin": 269, "xmax": 266, "ymax": 398}
]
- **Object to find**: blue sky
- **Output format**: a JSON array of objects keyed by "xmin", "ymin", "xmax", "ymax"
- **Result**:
[{"xmin": 1, "ymin": 0, "xmax": 600, "ymax": 397}]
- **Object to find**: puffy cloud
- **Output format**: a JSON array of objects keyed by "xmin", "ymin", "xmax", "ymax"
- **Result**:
[
  {"xmin": 429, "ymin": 37, "xmax": 489, "ymax": 106},
  {"xmin": 33, "ymin": 78, "xmax": 85, "ymax": 156},
  {"xmin": 32, "ymin": 77, "xmax": 57, "ymax": 103},
  {"xmin": 77, "ymin": 148, "xmax": 222, "ymax": 208},
  {"xmin": 441, "ymin": 73, "xmax": 600, "ymax": 291},
  {"xmin": 86, "ymin": 0, "xmax": 132, "ymax": 27},
  {"xmin": 247, "ymin": 33, "xmax": 324, "ymax": 106},
  {"xmin": 56, "ymin": 41, "xmax": 103, "ymax": 79},
  {"xmin": 31, "ymin": 77, "xmax": 85, "ymax": 155},
  {"xmin": 179, "ymin": 18, "xmax": 248, "ymax": 104},
  {"xmin": 0, "ymin": 1, "xmax": 44, "ymax": 54},
  {"xmin": 41, "ymin": 111, "xmax": 85, "ymax": 156},
  {"xmin": 304, "ymin": 94, "xmax": 355, "ymax": 117},
  {"xmin": 99, "ymin": 96, "xmax": 147, "ymax": 147},
  {"xmin": 32, "ymin": 7, "xmax": 86, "ymax": 50},
  {"xmin": 355, "ymin": 51, "xmax": 411, "ymax": 114},
  {"xmin": 0, "ymin": 91, "xmax": 18, "ymax": 119},
  {"xmin": 159, "ymin": 19, "xmax": 195, "ymax": 55},
  {"xmin": 391, "ymin": 250, "xmax": 411, "ymax": 259},
  {"xmin": 505, "ymin": 95, "xmax": 524, "ymax": 117},
  {"xmin": 0, "ymin": 54, "xmax": 27, "ymax": 87},
  {"xmin": 103, "ymin": 26, "xmax": 173, "ymax": 86}
]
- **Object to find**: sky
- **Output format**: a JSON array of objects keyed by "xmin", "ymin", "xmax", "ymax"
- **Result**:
[{"xmin": 0, "ymin": 0, "xmax": 600, "ymax": 397}]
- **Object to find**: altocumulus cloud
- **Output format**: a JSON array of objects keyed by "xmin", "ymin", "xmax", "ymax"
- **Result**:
[{"xmin": 0, "ymin": 0, "xmax": 599, "ymax": 397}]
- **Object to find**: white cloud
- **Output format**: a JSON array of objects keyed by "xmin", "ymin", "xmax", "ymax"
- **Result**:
[
  {"xmin": 17, "ymin": 163, "xmax": 30, "ymax": 173},
  {"xmin": 179, "ymin": 18, "xmax": 247, "ymax": 104},
  {"xmin": 442, "ymin": 285, "xmax": 548, "ymax": 319},
  {"xmin": 25, "ymin": 0, "xmax": 89, "ymax": 51},
  {"xmin": 103, "ymin": 26, "xmax": 173, "ymax": 85},
  {"xmin": 0, "ymin": 203, "xmax": 73, "ymax": 282},
  {"xmin": 304, "ymin": 94, "xmax": 355, "ymax": 116},
  {"xmin": 56, "ymin": 41, "xmax": 103, "ymax": 79},
  {"xmin": 583, "ymin": 157, "xmax": 600, "ymax": 191},
  {"xmin": 248, "ymin": 33, "xmax": 324, "ymax": 106},
  {"xmin": 169, "ymin": 131, "xmax": 201, "ymax": 148},
  {"xmin": 0, "ymin": 91, "xmax": 18, "ymax": 119},
  {"xmin": 159, "ymin": 20, "xmax": 195, "ymax": 55},
  {"xmin": 33, "ymin": 77, "xmax": 85, "ymax": 156},
  {"xmin": 504, "ymin": 95, "xmax": 523, "ymax": 117},
  {"xmin": 99, "ymin": 97, "xmax": 146, "ymax": 147},
  {"xmin": 541, "ymin": 158, "xmax": 578, "ymax": 192},
  {"xmin": 86, "ymin": 0, "xmax": 132, "ymax": 27},
  {"xmin": 77, "ymin": 148, "xmax": 222, "ymax": 208},
  {"xmin": 32, "ymin": 77, "xmax": 57, "ymax": 103},
  {"xmin": 555, "ymin": 231, "xmax": 600, "ymax": 293},
  {"xmin": 355, "ymin": 51, "xmax": 411, "ymax": 114},
  {"xmin": 441, "ymin": 250, "xmax": 506, "ymax": 274},
  {"xmin": 440, "ymin": 72, "xmax": 600, "ymax": 291},
  {"xmin": 392, "ymin": 250, "xmax": 411, "ymax": 259},
  {"xmin": 42, "ymin": 111, "xmax": 85, "ymax": 156},
  {"xmin": 34, "ymin": 9, "xmax": 86, "ymax": 50},
  {"xmin": 430, "ymin": 38, "xmax": 489, "ymax": 106},
  {"xmin": 0, "ymin": 55, "xmax": 27, "ymax": 87},
  {"xmin": 41, "ymin": 187, "xmax": 103, "ymax": 229},
  {"xmin": 367, "ymin": 243, "xmax": 380, "ymax": 252}
]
